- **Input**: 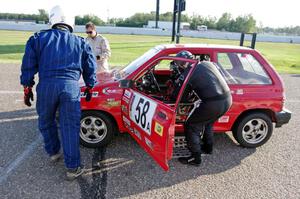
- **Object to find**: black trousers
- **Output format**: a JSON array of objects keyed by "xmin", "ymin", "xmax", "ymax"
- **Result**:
[{"xmin": 185, "ymin": 97, "xmax": 232, "ymax": 153}]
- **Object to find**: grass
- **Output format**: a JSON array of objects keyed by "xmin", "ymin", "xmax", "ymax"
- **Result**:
[{"xmin": 0, "ymin": 30, "xmax": 299, "ymax": 73}]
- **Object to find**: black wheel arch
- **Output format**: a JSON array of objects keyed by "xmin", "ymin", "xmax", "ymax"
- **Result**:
[{"xmin": 232, "ymin": 108, "xmax": 275, "ymax": 132}]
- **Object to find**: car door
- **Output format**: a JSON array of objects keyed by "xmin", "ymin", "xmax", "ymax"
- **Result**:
[{"xmin": 120, "ymin": 57, "xmax": 198, "ymax": 171}]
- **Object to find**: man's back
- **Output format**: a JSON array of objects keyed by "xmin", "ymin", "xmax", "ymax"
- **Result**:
[
  {"xmin": 21, "ymin": 28, "xmax": 96, "ymax": 87},
  {"xmin": 189, "ymin": 61, "xmax": 230, "ymax": 101},
  {"xmin": 37, "ymin": 29, "xmax": 86, "ymax": 80}
]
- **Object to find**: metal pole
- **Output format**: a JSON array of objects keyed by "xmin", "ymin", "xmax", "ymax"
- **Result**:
[
  {"xmin": 240, "ymin": 33, "xmax": 245, "ymax": 47},
  {"xmin": 171, "ymin": 0, "xmax": 177, "ymax": 42},
  {"xmin": 155, "ymin": 0, "xmax": 160, "ymax": 28},
  {"xmin": 176, "ymin": 0, "xmax": 181, "ymax": 44},
  {"xmin": 251, "ymin": 33, "xmax": 257, "ymax": 49}
]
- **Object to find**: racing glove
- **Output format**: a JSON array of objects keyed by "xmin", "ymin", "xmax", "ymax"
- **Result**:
[
  {"xmin": 84, "ymin": 87, "xmax": 93, "ymax": 102},
  {"xmin": 24, "ymin": 86, "xmax": 34, "ymax": 107}
]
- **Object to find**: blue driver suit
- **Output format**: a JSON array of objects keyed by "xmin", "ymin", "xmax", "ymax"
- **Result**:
[{"xmin": 20, "ymin": 28, "xmax": 97, "ymax": 169}]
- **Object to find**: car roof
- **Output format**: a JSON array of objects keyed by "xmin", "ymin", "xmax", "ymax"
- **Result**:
[{"xmin": 159, "ymin": 44, "xmax": 253, "ymax": 51}]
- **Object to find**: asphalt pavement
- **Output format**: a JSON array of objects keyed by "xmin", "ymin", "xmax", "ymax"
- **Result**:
[{"xmin": 0, "ymin": 63, "xmax": 299, "ymax": 199}]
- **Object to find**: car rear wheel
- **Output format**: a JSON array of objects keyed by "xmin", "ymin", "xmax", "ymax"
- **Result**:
[
  {"xmin": 80, "ymin": 111, "xmax": 114, "ymax": 148},
  {"xmin": 233, "ymin": 113, "xmax": 273, "ymax": 148}
]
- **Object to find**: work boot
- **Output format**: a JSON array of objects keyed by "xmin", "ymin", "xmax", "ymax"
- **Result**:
[
  {"xmin": 178, "ymin": 152, "xmax": 201, "ymax": 166},
  {"xmin": 50, "ymin": 153, "xmax": 62, "ymax": 163},
  {"xmin": 66, "ymin": 165, "xmax": 85, "ymax": 181},
  {"xmin": 201, "ymin": 144, "xmax": 213, "ymax": 155}
]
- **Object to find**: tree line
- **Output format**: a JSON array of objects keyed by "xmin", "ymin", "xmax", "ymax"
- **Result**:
[
  {"xmin": 0, "ymin": 10, "xmax": 299, "ymax": 36},
  {"xmin": 0, "ymin": 9, "xmax": 48, "ymax": 23},
  {"xmin": 109, "ymin": 12, "xmax": 257, "ymax": 33}
]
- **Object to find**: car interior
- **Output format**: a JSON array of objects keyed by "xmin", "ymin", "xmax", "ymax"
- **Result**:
[{"xmin": 134, "ymin": 54, "xmax": 213, "ymax": 124}]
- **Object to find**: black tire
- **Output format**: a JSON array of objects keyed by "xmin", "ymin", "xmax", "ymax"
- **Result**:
[
  {"xmin": 80, "ymin": 111, "xmax": 115, "ymax": 148},
  {"xmin": 232, "ymin": 113, "xmax": 273, "ymax": 148}
]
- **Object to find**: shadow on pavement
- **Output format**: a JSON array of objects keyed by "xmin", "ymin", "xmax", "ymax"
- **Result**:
[
  {"xmin": 0, "ymin": 108, "xmax": 38, "ymax": 171},
  {"xmin": 0, "ymin": 108, "xmax": 256, "ymax": 198},
  {"xmin": 291, "ymin": 74, "xmax": 300, "ymax": 78},
  {"xmin": 77, "ymin": 147, "xmax": 107, "ymax": 199},
  {"xmin": 82, "ymin": 132, "xmax": 256, "ymax": 198}
]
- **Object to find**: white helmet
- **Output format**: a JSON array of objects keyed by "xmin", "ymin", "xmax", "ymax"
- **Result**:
[{"xmin": 49, "ymin": 5, "xmax": 74, "ymax": 32}]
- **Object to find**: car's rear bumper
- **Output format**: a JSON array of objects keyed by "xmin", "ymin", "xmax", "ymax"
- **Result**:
[{"xmin": 275, "ymin": 108, "xmax": 292, "ymax": 127}]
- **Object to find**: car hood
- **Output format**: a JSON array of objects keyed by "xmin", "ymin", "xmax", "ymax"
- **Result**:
[{"xmin": 79, "ymin": 71, "xmax": 117, "ymax": 87}]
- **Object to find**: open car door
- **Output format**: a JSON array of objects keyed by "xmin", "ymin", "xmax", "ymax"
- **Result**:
[{"xmin": 120, "ymin": 57, "xmax": 198, "ymax": 171}]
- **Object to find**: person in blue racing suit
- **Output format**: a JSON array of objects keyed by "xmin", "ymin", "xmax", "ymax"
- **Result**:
[
  {"xmin": 171, "ymin": 51, "xmax": 232, "ymax": 166},
  {"xmin": 20, "ymin": 5, "xmax": 97, "ymax": 180}
]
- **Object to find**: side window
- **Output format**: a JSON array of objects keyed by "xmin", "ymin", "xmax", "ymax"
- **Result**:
[
  {"xmin": 237, "ymin": 54, "xmax": 269, "ymax": 78},
  {"xmin": 155, "ymin": 54, "xmax": 176, "ymax": 70},
  {"xmin": 217, "ymin": 52, "xmax": 272, "ymax": 85},
  {"xmin": 155, "ymin": 60, "xmax": 172, "ymax": 70},
  {"xmin": 217, "ymin": 53, "xmax": 233, "ymax": 70}
]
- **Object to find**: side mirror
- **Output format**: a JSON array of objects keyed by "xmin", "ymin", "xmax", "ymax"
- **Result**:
[{"xmin": 119, "ymin": 79, "xmax": 134, "ymax": 88}]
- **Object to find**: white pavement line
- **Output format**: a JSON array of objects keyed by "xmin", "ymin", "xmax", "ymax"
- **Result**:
[
  {"xmin": 14, "ymin": 99, "xmax": 23, "ymax": 104},
  {"xmin": 0, "ymin": 134, "xmax": 42, "ymax": 185},
  {"xmin": 0, "ymin": 116, "xmax": 38, "ymax": 123},
  {"xmin": 0, "ymin": 91, "xmax": 23, "ymax": 94},
  {"xmin": 287, "ymin": 99, "xmax": 300, "ymax": 103}
]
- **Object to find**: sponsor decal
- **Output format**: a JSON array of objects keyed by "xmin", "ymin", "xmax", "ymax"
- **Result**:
[
  {"xmin": 80, "ymin": 91, "xmax": 99, "ymax": 98},
  {"xmin": 130, "ymin": 127, "xmax": 134, "ymax": 133},
  {"xmin": 102, "ymin": 87, "xmax": 123, "ymax": 95},
  {"xmin": 218, "ymin": 115, "xmax": 230, "ymax": 123},
  {"xmin": 123, "ymin": 116, "xmax": 131, "ymax": 126},
  {"xmin": 145, "ymin": 137, "xmax": 153, "ymax": 150},
  {"xmin": 124, "ymin": 90, "xmax": 132, "ymax": 98},
  {"xmin": 133, "ymin": 128, "xmax": 141, "ymax": 140},
  {"xmin": 154, "ymin": 122, "xmax": 164, "ymax": 136},
  {"xmin": 122, "ymin": 96, "xmax": 130, "ymax": 104},
  {"xmin": 236, "ymin": 89, "xmax": 244, "ymax": 95},
  {"xmin": 106, "ymin": 98, "xmax": 121, "ymax": 107},
  {"xmin": 121, "ymin": 105, "xmax": 128, "ymax": 114}
]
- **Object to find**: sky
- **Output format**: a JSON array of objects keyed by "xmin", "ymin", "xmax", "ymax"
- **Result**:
[{"xmin": 0, "ymin": 0, "xmax": 299, "ymax": 28}]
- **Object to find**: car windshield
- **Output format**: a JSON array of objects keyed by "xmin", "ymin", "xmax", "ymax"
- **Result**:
[{"xmin": 113, "ymin": 46, "xmax": 164, "ymax": 80}]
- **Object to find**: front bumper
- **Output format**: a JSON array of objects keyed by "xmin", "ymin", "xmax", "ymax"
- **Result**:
[{"xmin": 275, "ymin": 108, "xmax": 292, "ymax": 128}]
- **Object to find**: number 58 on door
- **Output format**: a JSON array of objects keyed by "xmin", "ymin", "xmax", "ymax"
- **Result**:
[{"xmin": 130, "ymin": 92, "xmax": 157, "ymax": 135}]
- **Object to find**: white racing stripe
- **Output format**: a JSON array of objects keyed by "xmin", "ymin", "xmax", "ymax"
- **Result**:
[{"xmin": 0, "ymin": 134, "xmax": 42, "ymax": 185}]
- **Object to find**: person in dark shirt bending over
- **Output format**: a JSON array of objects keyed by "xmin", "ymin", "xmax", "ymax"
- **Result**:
[{"xmin": 171, "ymin": 51, "xmax": 232, "ymax": 166}]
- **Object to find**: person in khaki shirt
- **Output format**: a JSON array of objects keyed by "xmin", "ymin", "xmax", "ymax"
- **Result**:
[{"xmin": 85, "ymin": 22, "xmax": 111, "ymax": 72}]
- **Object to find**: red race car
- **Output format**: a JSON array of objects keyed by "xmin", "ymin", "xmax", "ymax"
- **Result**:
[{"xmin": 80, "ymin": 43, "xmax": 291, "ymax": 171}]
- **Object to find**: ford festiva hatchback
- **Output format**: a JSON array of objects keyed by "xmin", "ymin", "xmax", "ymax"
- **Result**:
[{"xmin": 80, "ymin": 44, "xmax": 291, "ymax": 171}]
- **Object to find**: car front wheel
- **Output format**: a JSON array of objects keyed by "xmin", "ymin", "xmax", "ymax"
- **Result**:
[
  {"xmin": 233, "ymin": 113, "xmax": 273, "ymax": 148},
  {"xmin": 80, "ymin": 111, "xmax": 114, "ymax": 148}
]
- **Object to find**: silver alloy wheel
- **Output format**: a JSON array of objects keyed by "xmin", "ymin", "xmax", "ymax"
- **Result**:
[
  {"xmin": 80, "ymin": 116, "xmax": 108, "ymax": 144},
  {"xmin": 242, "ymin": 118, "xmax": 268, "ymax": 144}
]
